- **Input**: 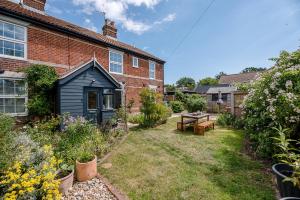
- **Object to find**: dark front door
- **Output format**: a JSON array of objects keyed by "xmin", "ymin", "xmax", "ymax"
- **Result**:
[{"xmin": 84, "ymin": 88, "xmax": 102, "ymax": 123}]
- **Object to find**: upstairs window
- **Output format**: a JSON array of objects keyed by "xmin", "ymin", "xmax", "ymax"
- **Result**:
[
  {"xmin": 0, "ymin": 21, "xmax": 26, "ymax": 59},
  {"xmin": 109, "ymin": 50, "xmax": 123, "ymax": 74},
  {"xmin": 132, "ymin": 57, "xmax": 139, "ymax": 68},
  {"xmin": 0, "ymin": 78, "xmax": 27, "ymax": 116},
  {"xmin": 149, "ymin": 61, "xmax": 155, "ymax": 79}
]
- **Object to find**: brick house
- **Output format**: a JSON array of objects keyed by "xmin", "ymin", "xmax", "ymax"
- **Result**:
[{"xmin": 0, "ymin": 0, "xmax": 165, "ymax": 122}]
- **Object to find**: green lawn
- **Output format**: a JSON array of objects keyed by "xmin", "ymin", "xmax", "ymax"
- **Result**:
[{"xmin": 99, "ymin": 118, "xmax": 276, "ymax": 200}]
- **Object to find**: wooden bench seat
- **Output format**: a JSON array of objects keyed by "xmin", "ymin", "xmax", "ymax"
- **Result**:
[
  {"xmin": 195, "ymin": 121, "xmax": 215, "ymax": 135},
  {"xmin": 177, "ymin": 119, "xmax": 197, "ymax": 131}
]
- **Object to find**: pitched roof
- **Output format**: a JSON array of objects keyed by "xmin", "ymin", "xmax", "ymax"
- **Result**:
[
  {"xmin": 206, "ymin": 86, "xmax": 237, "ymax": 94},
  {"xmin": 194, "ymin": 84, "xmax": 230, "ymax": 94},
  {"xmin": 59, "ymin": 59, "xmax": 120, "ymax": 88},
  {"xmin": 219, "ymin": 72, "xmax": 259, "ymax": 85},
  {"xmin": 0, "ymin": 0, "xmax": 165, "ymax": 64}
]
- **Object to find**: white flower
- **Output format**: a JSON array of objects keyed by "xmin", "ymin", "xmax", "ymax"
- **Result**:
[{"xmin": 285, "ymin": 80, "xmax": 293, "ymax": 89}]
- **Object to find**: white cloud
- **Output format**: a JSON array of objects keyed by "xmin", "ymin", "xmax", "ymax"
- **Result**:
[
  {"xmin": 84, "ymin": 18, "xmax": 98, "ymax": 32},
  {"xmin": 45, "ymin": 3, "xmax": 63, "ymax": 15},
  {"xmin": 72, "ymin": 0, "xmax": 175, "ymax": 34},
  {"xmin": 154, "ymin": 13, "xmax": 176, "ymax": 25}
]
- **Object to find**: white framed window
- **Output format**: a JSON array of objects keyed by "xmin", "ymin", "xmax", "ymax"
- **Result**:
[
  {"xmin": 149, "ymin": 61, "xmax": 156, "ymax": 80},
  {"xmin": 132, "ymin": 57, "xmax": 139, "ymax": 68},
  {"xmin": 103, "ymin": 89, "xmax": 114, "ymax": 110},
  {"xmin": 0, "ymin": 20, "xmax": 27, "ymax": 60},
  {"xmin": 149, "ymin": 85, "xmax": 157, "ymax": 92},
  {"xmin": 0, "ymin": 78, "xmax": 27, "ymax": 116},
  {"xmin": 109, "ymin": 50, "xmax": 123, "ymax": 74}
]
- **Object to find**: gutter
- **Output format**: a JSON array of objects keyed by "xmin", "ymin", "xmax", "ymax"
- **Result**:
[{"xmin": 0, "ymin": 7, "xmax": 166, "ymax": 64}]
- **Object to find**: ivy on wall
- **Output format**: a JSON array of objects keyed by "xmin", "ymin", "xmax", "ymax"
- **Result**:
[{"xmin": 25, "ymin": 65, "xmax": 58, "ymax": 117}]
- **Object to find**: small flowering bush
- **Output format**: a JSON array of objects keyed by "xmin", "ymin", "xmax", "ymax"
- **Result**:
[
  {"xmin": 140, "ymin": 88, "xmax": 171, "ymax": 127},
  {"xmin": 243, "ymin": 50, "xmax": 300, "ymax": 157},
  {"xmin": 0, "ymin": 145, "xmax": 61, "ymax": 200}
]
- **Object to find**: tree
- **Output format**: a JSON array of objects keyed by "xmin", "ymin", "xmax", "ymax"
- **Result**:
[
  {"xmin": 199, "ymin": 77, "xmax": 218, "ymax": 86},
  {"xmin": 241, "ymin": 67, "xmax": 266, "ymax": 73},
  {"xmin": 176, "ymin": 77, "xmax": 195, "ymax": 89},
  {"xmin": 215, "ymin": 71, "xmax": 227, "ymax": 80},
  {"xmin": 164, "ymin": 84, "xmax": 176, "ymax": 92}
]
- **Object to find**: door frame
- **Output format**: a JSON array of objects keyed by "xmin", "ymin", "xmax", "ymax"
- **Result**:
[{"xmin": 83, "ymin": 87, "xmax": 103, "ymax": 124}]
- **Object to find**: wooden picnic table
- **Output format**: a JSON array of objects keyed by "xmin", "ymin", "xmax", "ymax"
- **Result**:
[{"xmin": 181, "ymin": 113, "xmax": 210, "ymax": 131}]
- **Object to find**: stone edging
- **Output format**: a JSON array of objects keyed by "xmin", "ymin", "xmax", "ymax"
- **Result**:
[{"xmin": 96, "ymin": 174, "xmax": 129, "ymax": 200}]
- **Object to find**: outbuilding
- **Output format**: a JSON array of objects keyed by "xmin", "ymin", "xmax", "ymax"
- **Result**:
[{"xmin": 57, "ymin": 59, "xmax": 121, "ymax": 124}]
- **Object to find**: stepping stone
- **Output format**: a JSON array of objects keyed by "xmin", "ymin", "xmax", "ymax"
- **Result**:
[{"xmin": 101, "ymin": 163, "xmax": 112, "ymax": 169}]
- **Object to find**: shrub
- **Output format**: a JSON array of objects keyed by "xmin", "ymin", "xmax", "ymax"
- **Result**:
[
  {"xmin": 243, "ymin": 50, "xmax": 300, "ymax": 158},
  {"xmin": 0, "ymin": 115, "xmax": 16, "ymax": 171},
  {"xmin": 0, "ymin": 145, "xmax": 61, "ymax": 199},
  {"xmin": 25, "ymin": 65, "xmax": 58, "ymax": 117},
  {"xmin": 139, "ymin": 88, "xmax": 171, "ymax": 127},
  {"xmin": 58, "ymin": 115, "xmax": 104, "ymax": 165},
  {"xmin": 175, "ymin": 90, "xmax": 187, "ymax": 104},
  {"xmin": 26, "ymin": 116, "xmax": 61, "ymax": 147},
  {"xmin": 169, "ymin": 101, "xmax": 184, "ymax": 113},
  {"xmin": 273, "ymin": 125, "xmax": 300, "ymax": 187},
  {"xmin": 216, "ymin": 113, "xmax": 245, "ymax": 129},
  {"xmin": 216, "ymin": 113, "xmax": 235, "ymax": 127},
  {"xmin": 128, "ymin": 114, "xmax": 144, "ymax": 124},
  {"xmin": 0, "ymin": 114, "xmax": 14, "ymax": 136},
  {"xmin": 185, "ymin": 94, "xmax": 206, "ymax": 113}
]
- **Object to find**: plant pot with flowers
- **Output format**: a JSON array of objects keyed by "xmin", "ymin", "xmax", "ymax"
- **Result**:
[
  {"xmin": 75, "ymin": 148, "xmax": 97, "ymax": 182},
  {"xmin": 272, "ymin": 126, "xmax": 300, "ymax": 198},
  {"xmin": 56, "ymin": 163, "xmax": 74, "ymax": 195}
]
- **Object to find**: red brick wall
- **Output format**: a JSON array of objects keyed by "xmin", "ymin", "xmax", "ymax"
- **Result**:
[
  {"xmin": 23, "ymin": 0, "xmax": 46, "ymax": 11},
  {"xmin": 0, "ymin": 25, "xmax": 164, "ymax": 112}
]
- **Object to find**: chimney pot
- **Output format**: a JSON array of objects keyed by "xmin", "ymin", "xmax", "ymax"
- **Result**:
[{"xmin": 102, "ymin": 19, "xmax": 117, "ymax": 39}]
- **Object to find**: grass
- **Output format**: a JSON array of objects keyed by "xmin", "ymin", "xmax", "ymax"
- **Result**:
[{"xmin": 99, "ymin": 118, "xmax": 276, "ymax": 200}]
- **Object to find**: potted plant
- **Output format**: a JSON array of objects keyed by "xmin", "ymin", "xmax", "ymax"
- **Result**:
[
  {"xmin": 56, "ymin": 163, "xmax": 74, "ymax": 195},
  {"xmin": 272, "ymin": 126, "xmax": 300, "ymax": 198},
  {"xmin": 75, "ymin": 150, "xmax": 97, "ymax": 182}
]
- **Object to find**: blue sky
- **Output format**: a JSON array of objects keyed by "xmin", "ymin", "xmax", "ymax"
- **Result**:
[{"xmin": 45, "ymin": 0, "xmax": 300, "ymax": 84}]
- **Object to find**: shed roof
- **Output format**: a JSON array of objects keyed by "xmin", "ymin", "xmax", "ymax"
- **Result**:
[
  {"xmin": 206, "ymin": 86, "xmax": 237, "ymax": 94},
  {"xmin": 219, "ymin": 72, "xmax": 259, "ymax": 85},
  {"xmin": 59, "ymin": 59, "xmax": 120, "ymax": 88}
]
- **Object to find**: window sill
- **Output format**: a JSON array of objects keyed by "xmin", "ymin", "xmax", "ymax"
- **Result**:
[
  {"xmin": 109, "ymin": 71, "xmax": 124, "ymax": 75},
  {"xmin": 0, "ymin": 54, "xmax": 27, "ymax": 61},
  {"xmin": 102, "ymin": 109, "xmax": 116, "ymax": 112},
  {"xmin": 3, "ymin": 112, "xmax": 28, "ymax": 117}
]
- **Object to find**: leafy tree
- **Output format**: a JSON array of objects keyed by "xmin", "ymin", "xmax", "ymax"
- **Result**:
[
  {"xmin": 176, "ymin": 77, "xmax": 195, "ymax": 89},
  {"xmin": 215, "ymin": 71, "xmax": 227, "ymax": 80},
  {"xmin": 199, "ymin": 77, "xmax": 218, "ymax": 86},
  {"xmin": 164, "ymin": 84, "xmax": 176, "ymax": 92},
  {"xmin": 241, "ymin": 67, "xmax": 266, "ymax": 73}
]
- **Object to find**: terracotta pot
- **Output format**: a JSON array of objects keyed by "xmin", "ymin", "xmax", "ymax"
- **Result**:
[
  {"xmin": 75, "ymin": 156, "xmax": 97, "ymax": 182},
  {"xmin": 57, "ymin": 170, "xmax": 74, "ymax": 195}
]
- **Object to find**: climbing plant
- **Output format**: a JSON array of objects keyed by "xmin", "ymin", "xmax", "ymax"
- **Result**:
[{"xmin": 25, "ymin": 65, "xmax": 58, "ymax": 117}]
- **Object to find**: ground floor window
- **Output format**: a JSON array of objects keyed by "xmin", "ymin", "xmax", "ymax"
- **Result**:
[
  {"xmin": 103, "ymin": 89, "xmax": 114, "ymax": 110},
  {"xmin": 0, "ymin": 78, "xmax": 27, "ymax": 116}
]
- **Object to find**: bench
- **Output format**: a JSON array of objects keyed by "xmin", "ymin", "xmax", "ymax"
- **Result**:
[
  {"xmin": 195, "ymin": 121, "xmax": 215, "ymax": 135},
  {"xmin": 177, "ymin": 119, "xmax": 197, "ymax": 131}
]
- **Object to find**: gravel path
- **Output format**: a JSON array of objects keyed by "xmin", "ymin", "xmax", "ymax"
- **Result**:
[{"xmin": 62, "ymin": 177, "xmax": 117, "ymax": 200}]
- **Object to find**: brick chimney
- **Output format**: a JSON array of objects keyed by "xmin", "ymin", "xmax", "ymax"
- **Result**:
[
  {"xmin": 102, "ymin": 19, "xmax": 117, "ymax": 39},
  {"xmin": 22, "ymin": 0, "xmax": 46, "ymax": 12}
]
